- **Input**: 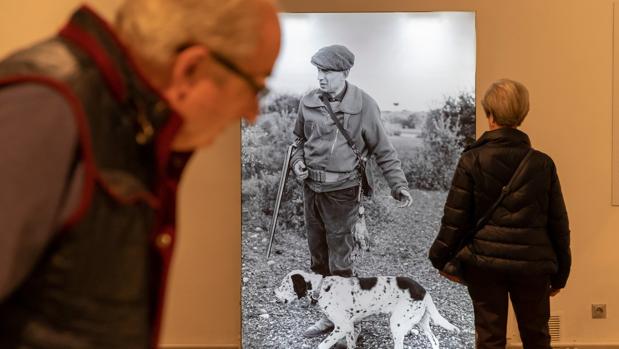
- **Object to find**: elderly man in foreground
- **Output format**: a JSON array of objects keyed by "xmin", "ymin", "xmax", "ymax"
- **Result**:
[{"xmin": 0, "ymin": 1, "xmax": 280, "ymax": 347}]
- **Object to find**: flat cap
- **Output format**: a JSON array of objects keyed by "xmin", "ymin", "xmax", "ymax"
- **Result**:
[{"xmin": 311, "ymin": 45, "xmax": 355, "ymax": 71}]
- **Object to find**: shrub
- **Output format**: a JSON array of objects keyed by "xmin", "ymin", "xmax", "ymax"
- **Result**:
[
  {"xmin": 242, "ymin": 173, "xmax": 305, "ymax": 234},
  {"xmin": 401, "ymin": 91, "xmax": 474, "ymax": 191},
  {"xmin": 241, "ymin": 111, "xmax": 297, "ymax": 180},
  {"xmin": 242, "ymin": 93, "xmax": 305, "ymax": 235},
  {"xmin": 424, "ymin": 92, "xmax": 475, "ymax": 148},
  {"xmin": 404, "ymin": 109, "xmax": 464, "ymax": 190}
]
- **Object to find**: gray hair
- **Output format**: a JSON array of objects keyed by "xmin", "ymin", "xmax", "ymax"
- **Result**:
[
  {"xmin": 115, "ymin": 0, "xmax": 269, "ymax": 70},
  {"xmin": 481, "ymin": 79, "xmax": 530, "ymax": 127}
]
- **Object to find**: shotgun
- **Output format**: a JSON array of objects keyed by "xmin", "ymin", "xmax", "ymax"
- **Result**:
[{"xmin": 266, "ymin": 139, "xmax": 300, "ymax": 259}]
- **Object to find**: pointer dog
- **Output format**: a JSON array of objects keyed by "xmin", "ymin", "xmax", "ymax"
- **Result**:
[{"xmin": 275, "ymin": 270, "xmax": 459, "ymax": 349}]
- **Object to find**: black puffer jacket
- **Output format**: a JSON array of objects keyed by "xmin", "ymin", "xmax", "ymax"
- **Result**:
[{"xmin": 429, "ymin": 128, "xmax": 571, "ymax": 289}]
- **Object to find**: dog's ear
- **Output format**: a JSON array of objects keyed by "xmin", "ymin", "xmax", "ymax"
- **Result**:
[{"xmin": 291, "ymin": 273, "xmax": 307, "ymax": 299}]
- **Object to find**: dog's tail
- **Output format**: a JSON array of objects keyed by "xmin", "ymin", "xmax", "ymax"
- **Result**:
[{"xmin": 424, "ymin": 294, "xmax": 460, "ymax": 334}]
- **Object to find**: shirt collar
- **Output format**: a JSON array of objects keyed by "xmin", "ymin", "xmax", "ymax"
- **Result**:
[{"xmin": 327, "ymin": 82, "xmax": 347, "ymax": 102}]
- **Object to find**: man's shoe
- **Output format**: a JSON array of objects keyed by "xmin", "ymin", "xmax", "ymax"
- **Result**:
[{"xmin": 303, "ymin": 317, "xmax": 334, "ymax": 338}]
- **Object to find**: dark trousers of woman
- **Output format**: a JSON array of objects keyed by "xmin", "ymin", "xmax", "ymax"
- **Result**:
[{"xmin": 464, "ymin": 265, "xmax": 552, "ymax": 349}]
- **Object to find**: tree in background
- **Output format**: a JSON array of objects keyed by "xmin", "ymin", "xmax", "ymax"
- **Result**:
[
  {"xmin": 425, "ymin": 92, "xmax": 475, "ymax": 147},
  {"xmin": 404, "ymin": 91, "xmax": 475, "ymax": 190}
]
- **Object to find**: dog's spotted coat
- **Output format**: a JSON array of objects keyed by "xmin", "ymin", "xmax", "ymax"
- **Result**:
[{"xmin": 275, "ymin": 270, "xmax": 460, "ymax": 349}]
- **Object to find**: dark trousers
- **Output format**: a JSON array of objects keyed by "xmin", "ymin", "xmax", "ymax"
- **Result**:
[
  {"xmin": 303, "ymin": 184, "xmax": 359, "ymax": 277},
  {"xmin": 464, "ymin": 265, "xmax": 551, "ymax": 349}
]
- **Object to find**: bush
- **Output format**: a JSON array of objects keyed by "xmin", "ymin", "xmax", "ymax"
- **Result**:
[
  {"xmin": 242, "ymin": 173, "xmax": 305, "ymax": 234},
  {"xmin": 242, "ymin": 93, "xmax": 305, "ymax": 234},
  {"xmin": 404, "ymin": 109, "xmax": 464, "ymax": 190},
  {"xmin": 400, "ymin": 91, "xmax": 474, "ymax": 191},
  {"xmin": 425, "ymin": 92, "xmax": 475, "ymax": 148},
  {"xmin": 241, "ymin": 111, "xmax": 297, "ymax": 180}
]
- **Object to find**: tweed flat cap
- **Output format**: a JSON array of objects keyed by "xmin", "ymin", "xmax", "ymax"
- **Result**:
[{"xmin": 311, "ymin": 45, "xmax": 355, "ymax": 71}]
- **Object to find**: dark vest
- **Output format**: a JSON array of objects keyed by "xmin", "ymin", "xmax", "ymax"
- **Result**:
[{"xmin": 0, "ymin": 7, "xmax": 186, "ymax": 348}]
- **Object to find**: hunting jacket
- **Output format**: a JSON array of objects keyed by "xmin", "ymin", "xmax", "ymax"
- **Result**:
[{"xmin": 291, "ymin": 82, "xmax": 408, "ymax": 198}]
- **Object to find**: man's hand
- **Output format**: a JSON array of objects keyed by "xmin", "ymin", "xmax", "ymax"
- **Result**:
[
  {"xmin": 293, "ymin": 161, "xmax": 308, "ymax": 180},
  {"xmin": 397, "ymin": 189, "xmax": 413, "ymax": 208}
]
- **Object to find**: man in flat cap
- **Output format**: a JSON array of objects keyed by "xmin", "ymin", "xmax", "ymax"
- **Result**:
[{"xmin": 291, "ymin": 44, "xmax": 413, "ymax": 341}]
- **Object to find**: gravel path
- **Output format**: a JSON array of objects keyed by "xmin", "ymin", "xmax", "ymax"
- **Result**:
[{"xmin": 241, "ymin": 189, "xmax": 475, "ymax": 348}]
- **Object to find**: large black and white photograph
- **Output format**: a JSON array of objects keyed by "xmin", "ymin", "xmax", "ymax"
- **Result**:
[{"xmin": 242, "ymin": 12, "xmax": 476, "ymax": 348}]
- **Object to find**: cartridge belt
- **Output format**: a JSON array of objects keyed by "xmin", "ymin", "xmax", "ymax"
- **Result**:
[{"xmin": 308, "ymin": 168, "xmax": 356, "ymax": 183}]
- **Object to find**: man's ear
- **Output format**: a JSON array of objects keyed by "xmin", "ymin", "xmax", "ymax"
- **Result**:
[{"xmin": 168, "ymin": 45, "xmax": 210, "ymax": 93}]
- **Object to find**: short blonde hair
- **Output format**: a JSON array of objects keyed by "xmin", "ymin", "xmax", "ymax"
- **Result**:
[
  {"xmin": 115, "ymin": 0, "xmax": 270, "ymax": 71},
  {"xmin": 481, "ymin": 79, "xmax": 530, "ymax": 127}
]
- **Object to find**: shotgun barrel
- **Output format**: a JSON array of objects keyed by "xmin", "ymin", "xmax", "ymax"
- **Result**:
[{"xmin": 266, "ymin": 141, "xmax": 299, "ymax": 258}]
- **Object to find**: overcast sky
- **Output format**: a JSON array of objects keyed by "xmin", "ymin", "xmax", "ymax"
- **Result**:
[{"xmin": 268, "ymin": 12, "xmax": 476, "ymax": 112}]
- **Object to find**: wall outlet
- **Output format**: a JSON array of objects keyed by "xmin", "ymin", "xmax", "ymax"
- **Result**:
[{"xmin": 592, "ymin": 304, "xmax": 607, "ymax": 319}]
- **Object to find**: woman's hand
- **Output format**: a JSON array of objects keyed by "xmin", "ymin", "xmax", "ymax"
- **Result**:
[{"xmin": 439, "ymin": 270, "xmax": 464, "ymax": 284}]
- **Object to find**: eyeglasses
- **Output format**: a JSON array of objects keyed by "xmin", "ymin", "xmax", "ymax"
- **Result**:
[
  {"xmin": 176, "ymin": 44, "xmax": 270, "ymax": 99},
  {"xmin": 210, "ymin": 50, "xmax": 270, "ymax": 99}
]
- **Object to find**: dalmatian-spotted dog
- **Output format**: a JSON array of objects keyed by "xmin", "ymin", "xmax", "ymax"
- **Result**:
[{"xmin": 275, "ymin": 270, "xmax": 459, "ymax": 349}]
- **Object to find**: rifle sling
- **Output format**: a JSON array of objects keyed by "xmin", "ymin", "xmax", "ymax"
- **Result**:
[{"xmin": 319, "ymin": 93, "xmax": 363, "ymax": 162}]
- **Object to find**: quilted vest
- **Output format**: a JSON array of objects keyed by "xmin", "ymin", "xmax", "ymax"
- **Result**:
[{"xmin": 0, "ymin": 6, "xmax": 186, "ymax": 348}]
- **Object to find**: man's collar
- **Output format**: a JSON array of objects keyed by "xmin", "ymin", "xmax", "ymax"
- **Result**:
[{"xmin": 303, "ymin": 82, "xmax": 363, "ymax": 114}]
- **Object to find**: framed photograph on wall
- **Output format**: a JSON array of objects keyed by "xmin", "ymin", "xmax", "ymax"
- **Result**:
[{"xmin": 241, "ymin": 11, "xmax": 476, "ymax": 348}]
